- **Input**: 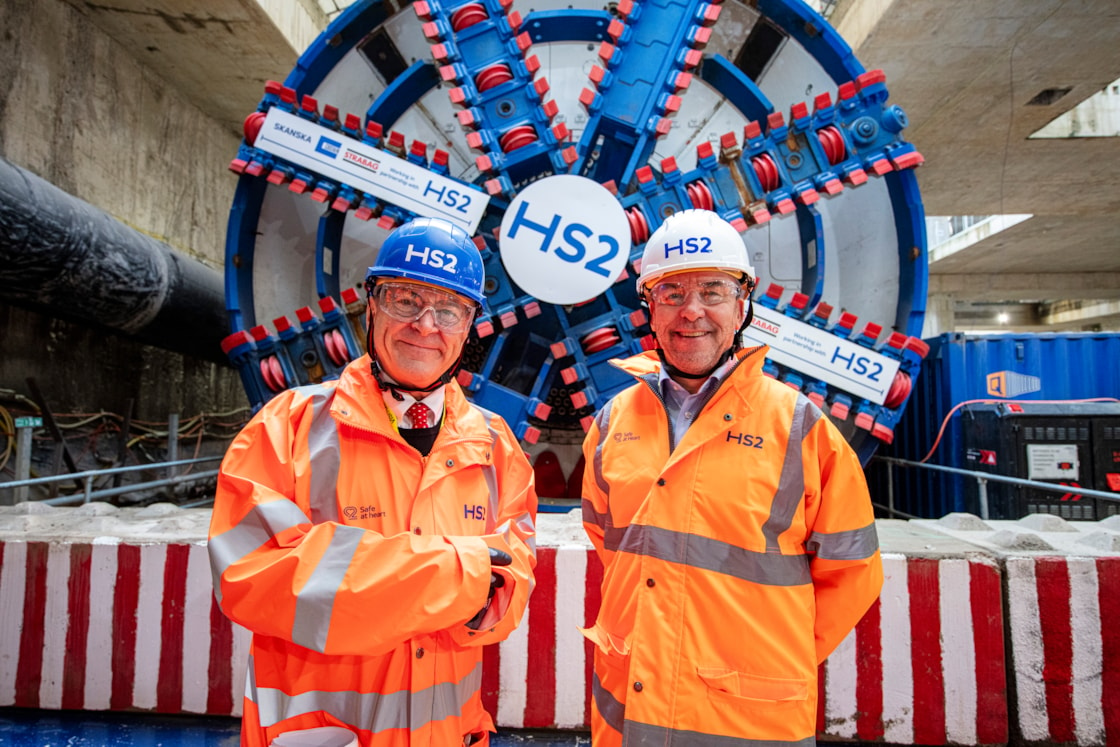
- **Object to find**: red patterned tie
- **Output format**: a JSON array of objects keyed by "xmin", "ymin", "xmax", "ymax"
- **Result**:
[{"xmin": 406, "ymin": 401, "xmax": 432, "ymax": 429}]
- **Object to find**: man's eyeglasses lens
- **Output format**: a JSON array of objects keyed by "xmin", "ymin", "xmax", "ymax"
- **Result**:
[
  {"xmin": 649, "ymin": 279, "xmax": 742, "ymax": 307},
  {"xmin": 376, "ymin": 283, "xmax": 473, "ymax": 331}
]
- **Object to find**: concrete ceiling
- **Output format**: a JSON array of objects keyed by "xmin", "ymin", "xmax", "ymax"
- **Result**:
[
  {"xmin": 830, "ymin": 0, "xmax": 1120, "ymax": 331},
  {"xmin": 63, "ymin": 0, "xmax": 1120, "ymax": 333},
  {"xmin": 56, "ymin": 0, "xmax": 329, "ymax": 135}
]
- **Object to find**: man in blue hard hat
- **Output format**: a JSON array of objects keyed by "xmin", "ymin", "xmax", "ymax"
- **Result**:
[{"xmin": 210, "ymin": 217, "xmax": 538, "ymax": 747}]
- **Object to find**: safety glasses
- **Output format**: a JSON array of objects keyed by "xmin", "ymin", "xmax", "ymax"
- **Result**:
[
  {"xmin": 647, "ymin": 277, "xmax": 743, "ymax": 307},
  {"xmin": 374, "ymin": 282, "xmax": 476, "ymax": 332}
]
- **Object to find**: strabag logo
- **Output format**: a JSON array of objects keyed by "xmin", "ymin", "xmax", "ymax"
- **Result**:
[
  {"xmin": 749, "ymin": 316, "xmax": 781, "ymax": 337},
  {"xmin": 344, "ymin": 149, "xmax": 380, "ymax": 174},
  {"xmin": 315, "ymin": 135, "xmax": 342, "ymax": 158}
]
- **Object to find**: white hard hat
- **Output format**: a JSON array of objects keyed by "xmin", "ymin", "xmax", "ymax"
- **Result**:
[{"xmin": 636, "ymin": 209, "xmax": 755, "ymax": 292}]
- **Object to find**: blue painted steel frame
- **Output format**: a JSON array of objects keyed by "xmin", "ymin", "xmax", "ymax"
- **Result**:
[{"xmin": 221, "ymin": 0, "xmax": 927, "ymax": 467}]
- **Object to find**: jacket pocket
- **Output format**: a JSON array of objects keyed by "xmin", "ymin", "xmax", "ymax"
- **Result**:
[
  {"xmin": 578, "ymin": 622, "xmax": 630, "ymax": 656},
  {"xmin": 696, "ymin": 667, "xmax": 808, "ymax": 710}
]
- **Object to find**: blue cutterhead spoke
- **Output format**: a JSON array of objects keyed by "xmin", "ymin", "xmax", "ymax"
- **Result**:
[{"xmin": 221, "ymin": 0, "xmax": 929, "ymax": 466}]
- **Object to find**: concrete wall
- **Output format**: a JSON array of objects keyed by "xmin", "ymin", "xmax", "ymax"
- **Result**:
[
  {"xmin": 0, "ymin": 304, "xmax": 247, "ymax": 425},
  {"xmin": 0, "ymin": 0, "xmax": 250, "ymax": 419},
  {"xmin": 0, "ymin": 0, "xmax": 235, "ymax": 263}
]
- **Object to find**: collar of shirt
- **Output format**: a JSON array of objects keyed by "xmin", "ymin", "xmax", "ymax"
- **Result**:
[
  {"xmin": 657, "ymin": 354, "xmax": 737, "ymax": 408},
  {"xmin": 657, "ymin": 355, "xmax": 738, "ymax": 446},
  {"xmin": 380, "ymin": 384, "xmax": 446, "ymax": 429}
]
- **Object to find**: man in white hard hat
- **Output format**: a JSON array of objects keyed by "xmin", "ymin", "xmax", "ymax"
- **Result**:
[{"xmin": 580, "ymin": 209, "xmax": 882, "ymax": 746}]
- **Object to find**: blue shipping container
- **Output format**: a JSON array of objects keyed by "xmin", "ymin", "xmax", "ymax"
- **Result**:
[{"xmin": 868, "ymin": 331, "xmax": 1120, "ymax": 518}]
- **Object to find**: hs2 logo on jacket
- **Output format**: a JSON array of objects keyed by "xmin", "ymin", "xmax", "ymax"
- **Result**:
[{"xmin": 726, "ymin": 431, "xmax": 764, "ymax": 449}]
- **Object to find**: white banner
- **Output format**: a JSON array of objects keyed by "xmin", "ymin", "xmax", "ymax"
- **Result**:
[
  {"xmin": 743, "ymin": 305, "xmax": 902, "ymax": 404},
  {"xmin": 254, "ymin": 108, "xmax": 489, "ymax": 233}
]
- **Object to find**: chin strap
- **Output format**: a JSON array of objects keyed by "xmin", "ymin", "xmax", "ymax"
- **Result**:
[
  {"xmin": 364, "ymin": 296, "xmax": 476, "ymax": 400},
  {"xmin": 366, "ymin": 318, "xmax": 464, "ymax": 401},
  {"xmin": 735, "ymin": 292, "xmax": 755, "ymax": 351},
  {"xmin": 643, "ymin": 276, "xmax": 756, "ymax": 380}
]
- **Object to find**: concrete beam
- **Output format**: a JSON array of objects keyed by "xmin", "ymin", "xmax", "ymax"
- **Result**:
[
  {"xmin": 257, "ymin": 0, "xmax": 328, "ymax": 56},
  {"xmin": 1041, "ymin": 299, "xmax": 1120, "ymax": 327},
  {"xmin": 928, "ymin": 273, "xmax": 1120, "ymax": 302},
  {"xmin": 57, "ymin": 0, "xmax": 325, "ymax": 135},
  {"xmin": 928, "ymin": 215, "xmax": 1033, "ymax": 264},
  {"xmin": 921, "ymin": 294, "xmax": 955, "ymax": 338},
  {"xmin": 828, "ymin": 0, "xmax": 901, "ymax": 54}
]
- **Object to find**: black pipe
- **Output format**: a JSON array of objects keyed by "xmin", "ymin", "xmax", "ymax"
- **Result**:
[{"xmin": 0, "ymin": 155, "xmax": 227, "ymax": 363}]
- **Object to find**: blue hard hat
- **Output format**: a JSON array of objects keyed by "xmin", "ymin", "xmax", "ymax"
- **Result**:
[{"xmin": 365, "ymin": 218, "xmax": 485, "ymax": 305}]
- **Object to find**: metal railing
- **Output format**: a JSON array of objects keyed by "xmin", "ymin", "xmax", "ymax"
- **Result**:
[
  {"xmin": 0, "ymin": 456, "xmax": 222, "ymax": 507},
  {"xmin": 873, "ymin": 456, "xmax": 1120, "ymax": 520}
]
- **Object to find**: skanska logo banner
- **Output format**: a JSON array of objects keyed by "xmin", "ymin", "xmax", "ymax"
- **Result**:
[{"xmin": 255, "ymin": 107, "xmax": 489, "ymax": 233}]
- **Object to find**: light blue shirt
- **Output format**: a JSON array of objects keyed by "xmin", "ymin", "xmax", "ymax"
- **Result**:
[{"xmin": 657, "ymin": 355, "xmax": 739, "ymax": 449}]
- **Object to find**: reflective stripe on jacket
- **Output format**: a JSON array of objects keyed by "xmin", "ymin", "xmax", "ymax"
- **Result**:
[
  {"xmin": 209, "ymin": 356, "xmax": 537, "ymax": 747},
  {"xmin": 581, "ymin": 347, "xmax": 882, "ymax": 746}
]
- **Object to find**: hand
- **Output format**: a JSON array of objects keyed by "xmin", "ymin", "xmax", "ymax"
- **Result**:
[
  {"xmin": 489, "ymin": 547, "xmax": 512, "ymax": 566},
  {"xmin": 487, "ymin": 548, "xmax": 512, "ymax": 598},
  {"xmin": 467, "ymin": 548, "xmax": 513, "ymax": 629}
]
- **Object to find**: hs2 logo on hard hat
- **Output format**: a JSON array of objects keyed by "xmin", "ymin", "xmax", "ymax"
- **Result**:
[
  {"xmin": 406, "ymin": 243, "xmax": 459, "ymax": 272},
  {"xmin": 663, "ymin": 237, "xmax": 712, "ymax": 257}
]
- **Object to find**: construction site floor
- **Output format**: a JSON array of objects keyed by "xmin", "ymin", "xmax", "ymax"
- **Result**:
[{"xmin": 0, "ymin": 709, "xmax": 590, "ymax": 746}]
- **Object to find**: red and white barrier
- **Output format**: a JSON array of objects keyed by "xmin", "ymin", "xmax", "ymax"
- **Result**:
[
  {"xmin": 483, "ymin": 544, "xmax": 600, "ymax": 729},
  {"xmin": 1006, "ymin": 556, "xmax": 1120, "ymax": 745},
  {"xmin": 0, "ymin": 539, "xmax": 249, "ymax": 716},
  {"xmin": 484, "ymin": 550, "xmax": 1010, "ymax": 743},
  {"xmin": 820, "ymin": 554, "xmax": 1007, "ymax": 745},
  {"xmin": 1, "ymin": 507, "xmax": 1118, "ymax": 746}
]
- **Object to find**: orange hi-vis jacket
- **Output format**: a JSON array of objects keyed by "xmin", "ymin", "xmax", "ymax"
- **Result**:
[
  {"xmin": 208, "ymin": 356, "xmax": 537, "ymax": 747},
  {"xmin": 581, "ymin": 347, "xmax": 882, "ymax": 746}
]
